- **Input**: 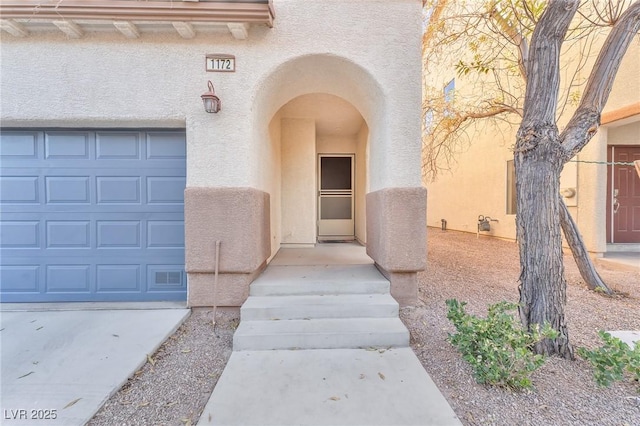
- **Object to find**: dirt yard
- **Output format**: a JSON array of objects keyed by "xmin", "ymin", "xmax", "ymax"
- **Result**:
[{"xmin": 403, "ymin": 229, "xmax": 639, "ymax": 426}]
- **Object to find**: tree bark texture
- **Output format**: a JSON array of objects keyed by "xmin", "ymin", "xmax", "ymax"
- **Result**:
[
  {"xmin": 515, "ymin": 126, "xmax": 574, "ymax": 359},
  {"xmin": 487, "ymin": 0, "xmax": 616, "ymax": 297},
  {"xmin": 559, "ymin": 198, "xmax": 613, "ymax": 294},
  {"xmin": 516, "ymin": 1, "xmax": 578, "ymax": 359}
]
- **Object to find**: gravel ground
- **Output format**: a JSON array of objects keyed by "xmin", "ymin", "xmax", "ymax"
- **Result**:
[
  {"xmin": 90, "ymin": 229, "xmax": 639, "ymax": 426},
  {"xmin": 404, "ymin": 229, "xmax": 640, "ymax": 426}
]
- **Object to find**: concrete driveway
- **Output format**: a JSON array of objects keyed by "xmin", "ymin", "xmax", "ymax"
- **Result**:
[{"xmin": 0, "ymin": 303, "xmax": 189, "ymax": 425}]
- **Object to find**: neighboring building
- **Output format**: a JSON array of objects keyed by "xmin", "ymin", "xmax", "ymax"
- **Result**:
[
  {"xmin": 0, "ymin": 0, "xmax": 426, "ymax": 306},
  {"xmin": 424, "ymin": 26, "xmax": 640, "ymax": 257}
]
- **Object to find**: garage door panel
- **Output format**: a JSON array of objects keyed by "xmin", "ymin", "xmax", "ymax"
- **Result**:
[
  {"xmin": 0, "ymin": 132, "xmax": 38, "ymax": 158},
  {"xmin": 0, "ymin": 221, "xmax": 40, "ymax": 248},
  {"xmin": 96, "ymin": 132, "xmax": 141, "ymax": 159},
  {"xmin": 97, "ymin": 220, "xmax": 141, "ymax": 248},
  {"xmin": 0, "ymin": 130, "xmax": 186, "ymax": 302},
  {"xmin": 147, "ymin": 176, "xmax": 186, "ymax": 204},
  {"xmin": 97, "ymin": 177, "xmax": 141, "ymax": 204},
  {"xmin": 2, "ymin": 257, "xmax": 186, "ymax": 299},
  {"xmin": 45, "ymin": 176, "xmax": 91, "ymax": 204},
  {"xmin": 147, "ymin": 220, "xmax": 185, "ymax": 248},
  {"xmin": 46, "ymin": 221, "xmax": 91, "ymax": 248},
  {"xmin": 45, "ymin": 132, "xmax": 90, "ymax": 159},
  {"xmin": 46, "ymin": 265, "xmax": 91, "ymax": 293},
  {"xmin": 146, "ymin": 132, "xmax": 186, "ymax": 159},
  {"xmin": 0, "ymin": 266, "xmax": 39, "ymax": 292},
  {"xmin": 97, "ymin": 265, "xmax": 141, "ymax": 292},
  {"xmin": 0, "ymin": 176, "xmax": 39, "ymax": 203},
  {"xmin": 3, "ymin": 203, "xmax": 184, "ymax": 214}
]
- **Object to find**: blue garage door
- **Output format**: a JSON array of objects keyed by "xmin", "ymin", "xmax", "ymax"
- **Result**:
[{"xmin": 0, "ymin": 130, "xmax": 187, "ymax": 302}]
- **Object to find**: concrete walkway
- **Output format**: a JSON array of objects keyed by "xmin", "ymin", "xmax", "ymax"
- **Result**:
[
  {"xmin": 597, "ymin": 251, "xmax": 639, "ymax": 348},
  {"xmin": 199, "ymin": 348, "xmax": 460, "ymax": 426},
  {"xmin": 595, "ymin": 252, "xmax": 640, "ymax": 271},
  {"xmin": 0, "ymin": 305, "xmax": 189, "ymax": 425},
  {"xmin": 198, "ymin": 243, "xmax": 461, "ymax": 425}
]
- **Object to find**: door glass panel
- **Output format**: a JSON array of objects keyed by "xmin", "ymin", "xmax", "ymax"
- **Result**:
[
  {"xmin": 321, "ymin": 157, "xmax": 352, "ymax": 190},
  {"xmin": 321, "ymin": 196, "xmax": 352, "ymax": 220}
]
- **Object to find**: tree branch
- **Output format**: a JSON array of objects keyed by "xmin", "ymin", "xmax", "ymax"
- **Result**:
[
  {"xmin": 462, "ymin": 105, "xmax": 516, "ymax": 120},
  {"xmin": 521, "ymin": 1, "xmax": 578, "ymax": 129},
  {"xmin": 488, "ymin": 2, "xmax": 530, "ymax": 81},
  {"xmin": 422, "ymin": 0, "xmax": 449, "ymax": 55},
  {"xmin": 422, "ymin": 103, "xmax": 517, "ymax": 181},
  {"xmin": 558, "ymin": 196, "xmax": 613, "ymax": 294},
  {"xmin": 560, "ymin": 1, "xmax": 640, "ymax": 158}
]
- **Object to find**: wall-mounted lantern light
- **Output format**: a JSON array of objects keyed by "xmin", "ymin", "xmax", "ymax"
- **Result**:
[{"xmin": 201, "ymin": 80, "xmax": 221, "ymax": 113}]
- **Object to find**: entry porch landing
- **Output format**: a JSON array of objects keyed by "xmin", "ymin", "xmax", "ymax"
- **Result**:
[{"xmin": 270, "ymin": 242, "xmax": 374, "ymax": 266}]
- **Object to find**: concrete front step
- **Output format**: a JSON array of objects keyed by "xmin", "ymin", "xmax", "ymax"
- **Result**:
[
  {"xmin": 249, "ymin": 265, "xmax": 390, "ymax": 297},
  {"xmin": 241, "ymin": 294, "xmax": 399, "ymax": 320},
  {"xmin": 233, "ymin": 317, "xmax": 409, "ymax": 351}
]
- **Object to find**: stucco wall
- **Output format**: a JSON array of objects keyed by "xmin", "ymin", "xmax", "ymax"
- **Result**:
[
  {"xmin": 575, "ymin": 129, "xmax": 608, "ymax": 253},
  {"xmin": 355, "ymin": 124, "xmax": 369, "ymax": 243},
  {"xmin": 316, "ymin": 136, "xmax": 356, "ymax": 154},
  {"xmin": 425, "ymin": 119, "xmax": 518, "ymax": 239},
  {"xmin": 1, "ymin": 0, "xmax": 422, "ymax": 190},
  {"xmin": 248, "ymin": 0, "xmax": 423, "ymax": 193},
  {"xmin": 281, "ymin": 118, "xmax": 316, "ymax": 245},
  {"xmin": 268, "ymin": 110, "xmax": 283, "ymax": 257},
  {"xmin": 608, "ymin": 122, "xmax": 640, "ymax": 145},
  {"xmin": 603, "ymin": 37, "xmax": 640, "ymax": 114}
]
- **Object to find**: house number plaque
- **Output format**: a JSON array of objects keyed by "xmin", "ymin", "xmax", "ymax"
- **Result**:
[{"xmin": 206, "ymin": 54, "xmax": 235, "ymax": 72}]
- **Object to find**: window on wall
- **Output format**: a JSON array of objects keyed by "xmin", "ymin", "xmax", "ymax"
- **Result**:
[
  {"xmin": 443, "ymin": 79, "xmax": 455, "ymax": 117},
  {"xmin": 423, "ymin": 109, "xmax": 434, "ymax": 132},
  {"xmin": 506, "ymin": 160, "xmax": 517, "ymax": 215},
  {"xmin": 444, "ymin": 79, "xmax": 455, "ymax": 103}
]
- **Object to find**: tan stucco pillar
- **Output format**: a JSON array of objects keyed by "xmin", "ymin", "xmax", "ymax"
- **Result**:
[
  {"xmin": 185, "ymin": 187, "xmax": 270, "ymax": 307},
  {"xmin": 366, "ymin": 187, "xmax": 427, "ymax": 306}
]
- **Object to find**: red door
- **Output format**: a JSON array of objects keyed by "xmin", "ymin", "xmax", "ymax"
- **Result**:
[{"xmin": 607, "ymin": 146, "xmax": 640, "ymax": 243}]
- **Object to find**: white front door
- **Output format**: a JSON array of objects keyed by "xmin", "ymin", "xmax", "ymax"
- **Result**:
[{"xmin": 317, "ymin": 155, "xmax": 354, "ymax": 241}]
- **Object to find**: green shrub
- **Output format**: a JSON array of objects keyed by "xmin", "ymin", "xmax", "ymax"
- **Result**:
[
  {"xmin": 578, "ymin": 331, "xmax": 640, "ymax": 390},
  {"xmin": 445, "ymin": 299, "xmax": 557, "ymax": 389}
]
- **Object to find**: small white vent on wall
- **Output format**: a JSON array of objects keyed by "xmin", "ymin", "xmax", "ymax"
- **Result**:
[{"xmin": 155, "ymin": 271, "xmax": 181, "ymax": 285}]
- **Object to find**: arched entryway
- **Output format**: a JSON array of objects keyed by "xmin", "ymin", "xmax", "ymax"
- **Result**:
[
  {"xmin": 249, "ymin": 53, "xmax": 386, "ymax": 257},
  {"xmin": 185, "ymin": 53, "xmax": 425, "ymax": 308},
  {"xmin": 270, "ymin": 93, "xmax": 369, "ymax": 247},
  {"xmin": 251, "ymin": 53, "xmax": 426, "ymax": 306}
]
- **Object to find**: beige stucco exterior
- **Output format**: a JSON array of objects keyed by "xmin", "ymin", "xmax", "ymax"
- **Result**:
[
  {"xmin": 1, "ymin": 0, "xmax": 427, "ymax": 306},
  {"xmin": 281, "ymin": 118, "xmax": 317, "ymax": 246},
  {"xmin": 424, "ymin": 23, "xmax": 640, "ymax": 255}
]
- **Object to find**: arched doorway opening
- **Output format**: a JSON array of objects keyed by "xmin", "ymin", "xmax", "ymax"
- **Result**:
[
  {"xmin": 250, "ymin": 54, "xmax": 384, "ymax": 258},
  {"xmin": 270, "ymin": 93, "xmax": 369, "ymax": 247}
]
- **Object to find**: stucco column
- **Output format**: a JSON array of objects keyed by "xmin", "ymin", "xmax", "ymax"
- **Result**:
[
  {"xmin": 366, "ymin": 187, "xmax": 427, "ymax": 306},
  {"xmin": 185, "ymin": 187, "xmax": 271, "ymax": 307},
  {"xmin": 577, "ymin": 128, "xmax": 608, "ymax": 253}
]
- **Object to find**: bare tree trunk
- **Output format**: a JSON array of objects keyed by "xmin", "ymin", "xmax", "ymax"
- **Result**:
[
  {"xmin": 515, "ymin": 126, "xmax": 574, "ymax": 360},
  {"xmin": 514, "ymin": 1, "xmax": 577, "ymax": 360},
  {"xmin": 559, "ymin": 197, "xmax": 613, "ymax": 294}
]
